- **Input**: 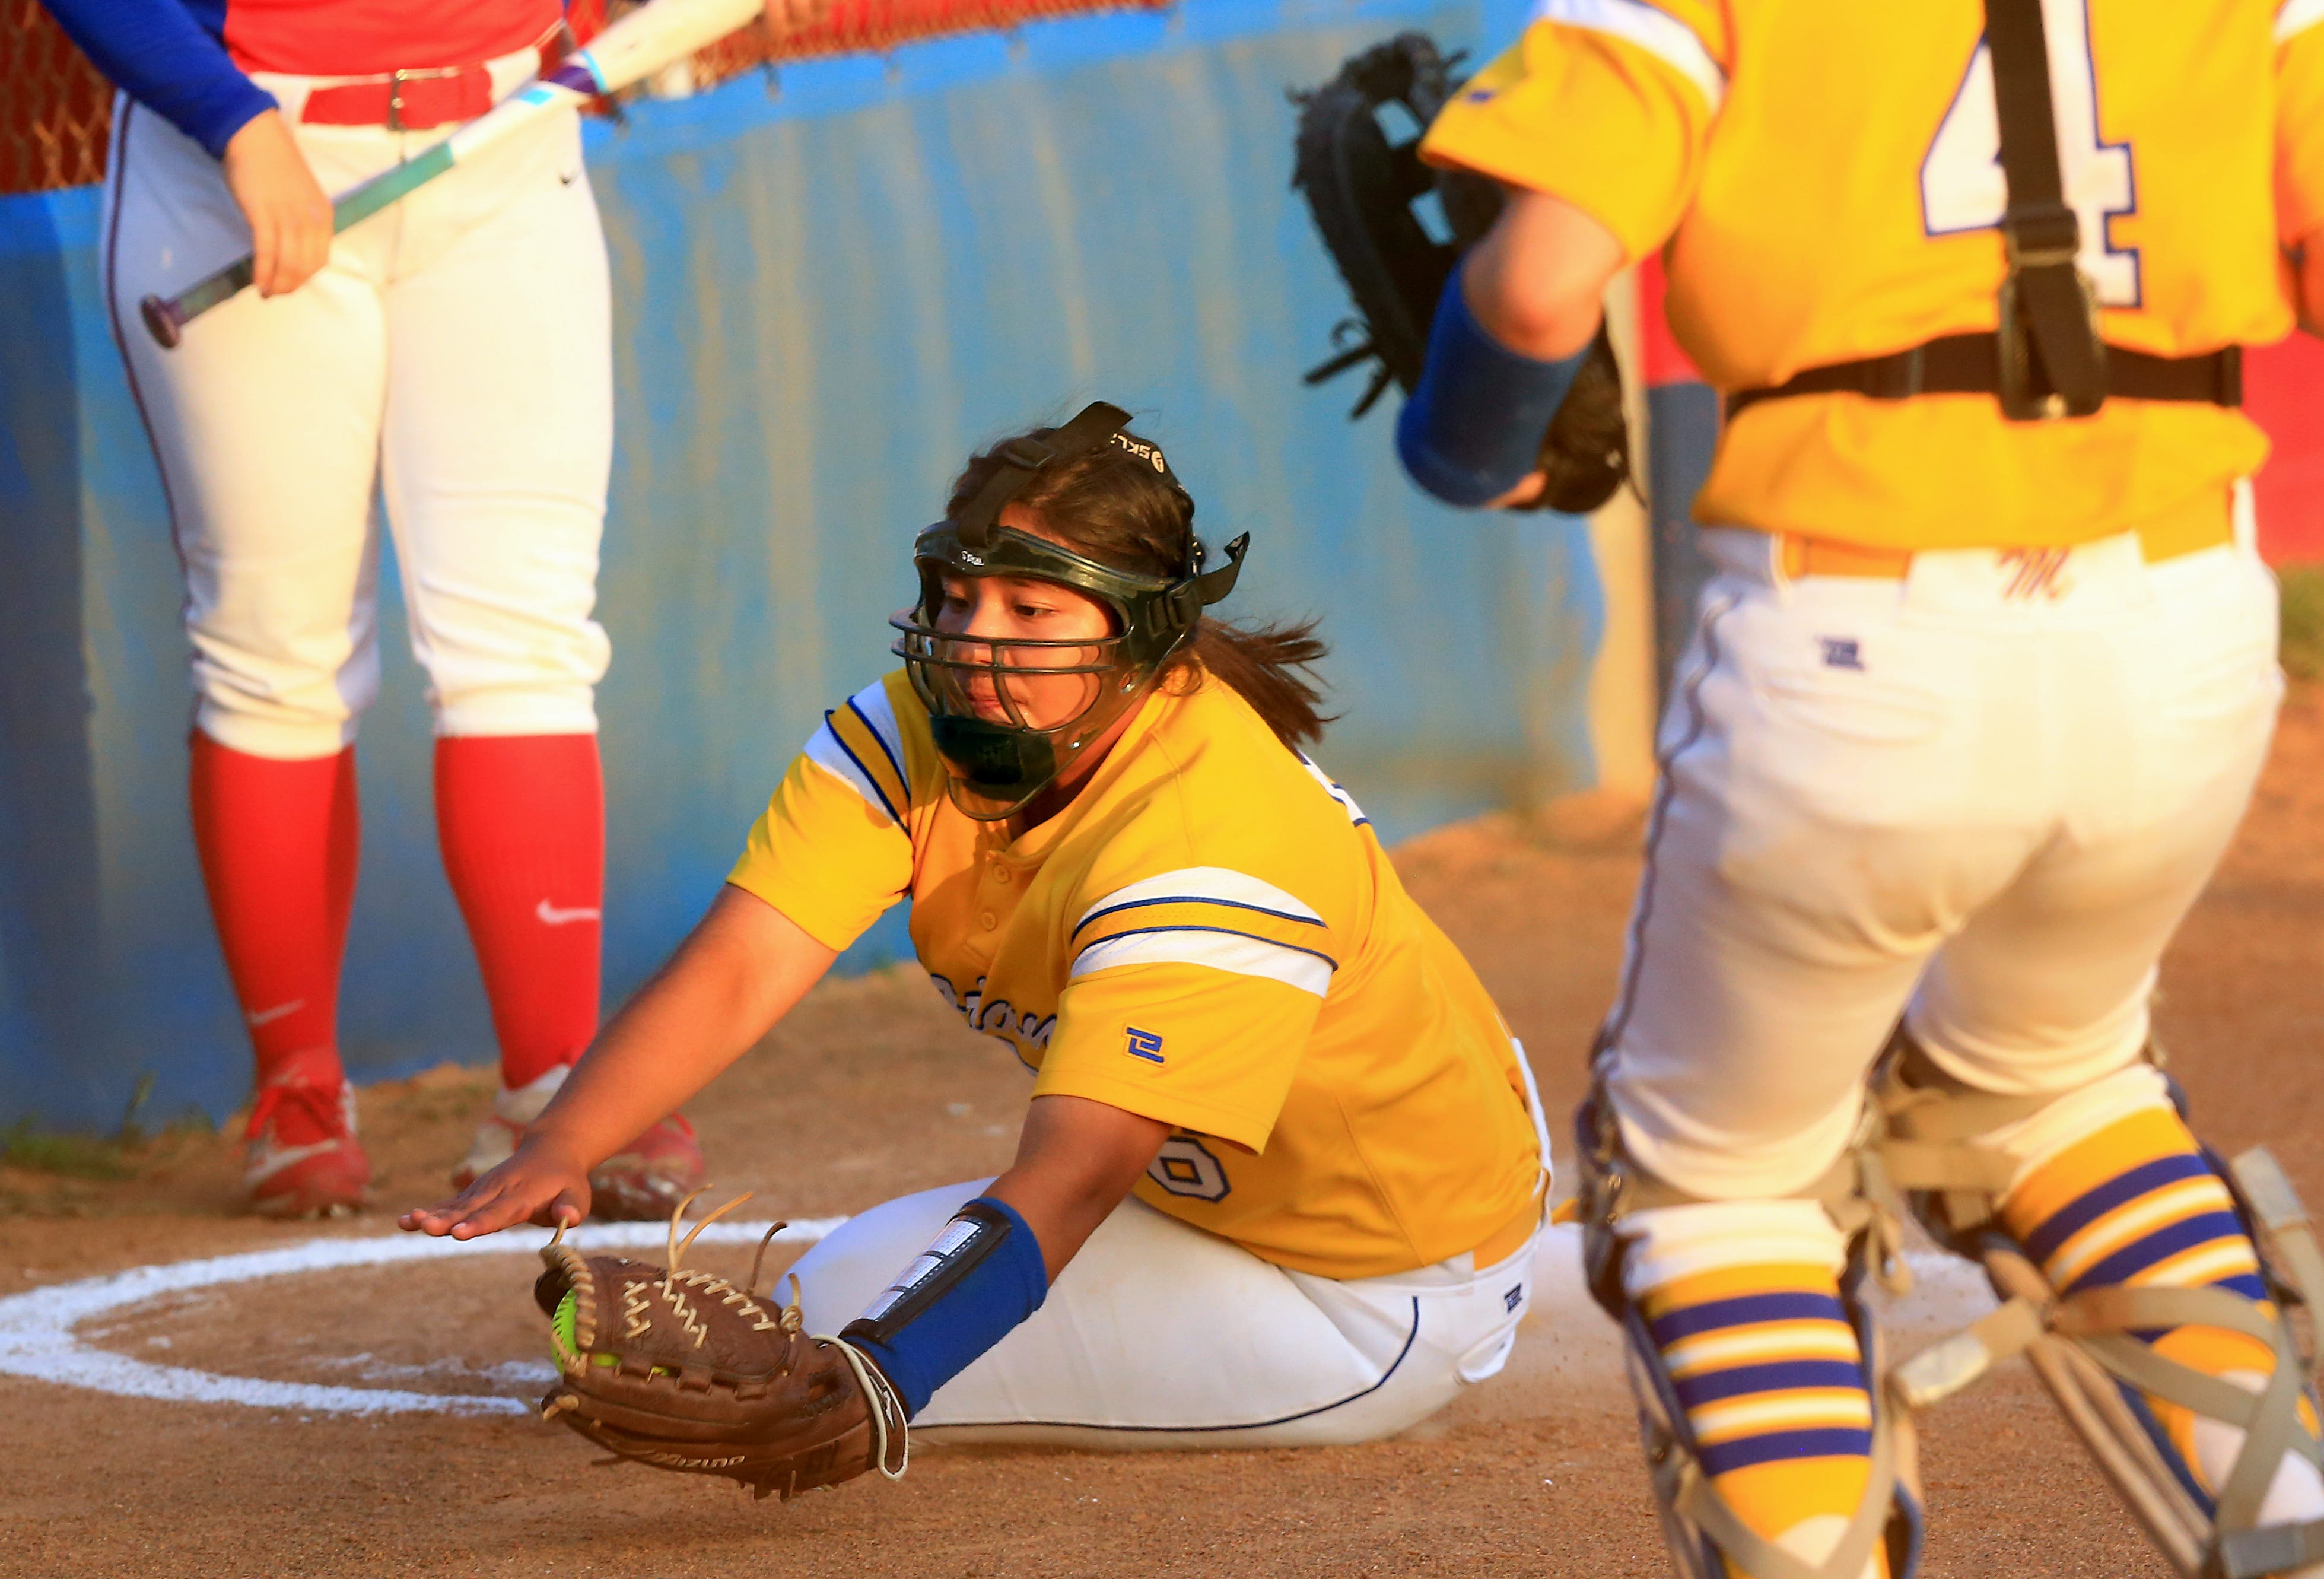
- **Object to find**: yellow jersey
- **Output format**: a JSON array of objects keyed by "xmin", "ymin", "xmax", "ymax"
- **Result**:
[
  {"xmin": 1422, "ymin": 0, "xmax": 2324, "ymax": 549},
  {"xmin": 726, "ymin": 668, "xmax": 1544, "ymax": 1281}
]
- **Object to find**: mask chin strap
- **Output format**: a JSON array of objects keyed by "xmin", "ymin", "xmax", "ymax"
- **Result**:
[
  {"xmin": 954, "ymin": 401, "xmax": 1134, "ymax": 549},
  {"xmin": 1158, "ymin": 532, "xmax": 1250, "ymax": 637}
]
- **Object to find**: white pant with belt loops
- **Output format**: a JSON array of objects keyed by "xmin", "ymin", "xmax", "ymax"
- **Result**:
[
  {"xmin": 102, "ymin": 50, "xmax": 613, "ymax": 758},
  {"xmin": 1604, "ymin": 508, "xmax": 2282, "ymax": 1200},
  {"xmin": 791, "ymin": 1181, "xmax": 1542, "ymax": 1448}
]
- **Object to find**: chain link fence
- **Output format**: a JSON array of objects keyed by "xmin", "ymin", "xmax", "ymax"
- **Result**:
[{"xmin": 3, "ymin": 1, "xmax": 113, "ymax": 195}]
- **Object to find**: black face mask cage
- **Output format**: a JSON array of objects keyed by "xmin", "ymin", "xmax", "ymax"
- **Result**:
[
  {"xmin": 894, "ymin": 609, "xmax": 1139, "ymax": 735},
  {"xmin": 887, "ymin": 402, "xmax": 1248, "ymax": 819}
]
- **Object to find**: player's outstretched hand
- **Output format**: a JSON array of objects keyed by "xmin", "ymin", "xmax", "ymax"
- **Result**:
[
  {"xmin": 398, "ymin": 1142, "xmax": 591, "ymax": 1240},
  {"xmin": 220, "ymin": 110, "xmax": 333, "ymax": 299}
]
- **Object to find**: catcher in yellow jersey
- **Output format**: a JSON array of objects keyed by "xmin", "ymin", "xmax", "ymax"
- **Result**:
[
  {"xmin": 1394, "ymin": 1, "xmax": 2324, "ymax": 1577},
  {"xmin": 404, "ymin": 402, "xmax": 1549, "ymax": 1453}
]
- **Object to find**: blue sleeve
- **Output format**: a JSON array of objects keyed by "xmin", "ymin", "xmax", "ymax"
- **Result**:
[
  {"xmin": 40, "ymin": 0, "xmax": 278, "ymax": 159},
  {"xmin": 1396, "ymin": 276, "xmax": 1590, "ymax": 509}
]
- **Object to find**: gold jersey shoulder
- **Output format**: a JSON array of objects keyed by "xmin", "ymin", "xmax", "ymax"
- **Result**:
[
  {"xmin": 1423, "ymin": 0, "xmax": 2324, "ymax": 549},
  {"xmin": 727, "ymin": 669, "xmax": 1543, "ymax": 1280}
]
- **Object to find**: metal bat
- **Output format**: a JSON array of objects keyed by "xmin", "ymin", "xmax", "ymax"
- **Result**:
[{"xmin": 141, "ymin": 0, "xmax": 763, "ymax": 348}]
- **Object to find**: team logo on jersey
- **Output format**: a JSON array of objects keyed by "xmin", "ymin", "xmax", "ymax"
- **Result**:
[
  {"xmin": 1999, "ymin": 546, "xmax": 2073, "ymax": 603},
  {"xmin": 927, "ymin": 972, "xmax": 1054, "ymax": 1067},
  {"xmin": 1124, "ymin": 1026, "xmax": 1166, "ymax": 1064},
  {"xmin": 1816, "ymin": 636, "xmax": 1865, "ymax": 672}
]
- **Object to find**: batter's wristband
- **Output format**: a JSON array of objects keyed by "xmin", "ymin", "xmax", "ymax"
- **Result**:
[
  {"xmin": 839, "ymin": 1196, "xmax": 1048, "ymax": 1418},
  {"xmin": 1396, "ymin": 277, "xmax": 1588, "ymax": 509}
]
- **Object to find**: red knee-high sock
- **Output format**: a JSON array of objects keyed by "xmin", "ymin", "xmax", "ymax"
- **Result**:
[
  {"xmin": 434, "ymin": 733, "xmax": 603, "ymax": 1090},
  {"xmin": 188, "ymin": 732, "xmax": 359, "ymax": 1090}
]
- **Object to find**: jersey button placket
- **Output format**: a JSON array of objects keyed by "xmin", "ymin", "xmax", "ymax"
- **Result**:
[{"xmin": 981, "ymin": 856, "xmax": 1013, "ymax": 929}]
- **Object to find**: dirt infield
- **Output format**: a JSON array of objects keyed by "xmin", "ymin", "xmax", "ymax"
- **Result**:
[{"xmin": 4, "ymin": 691, "xmax": 2320, "ymax": 1578}]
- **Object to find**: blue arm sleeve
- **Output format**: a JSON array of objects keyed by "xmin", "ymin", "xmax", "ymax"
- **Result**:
[
  {"xmin": 840, "ymin": 1196, "xmax": 1049, "ymax": 1419},
  {"xmin": 1395, "ymin": 275, "xmax": 1590, "ymax": 509},
  {"xmin": 40, "ymin": 0, "xmax": 277, "ymax": 159}
]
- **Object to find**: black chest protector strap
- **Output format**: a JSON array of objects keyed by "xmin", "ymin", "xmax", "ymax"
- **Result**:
[
  {"xmin": 1984, "ymin": 0, "xmax": 2106, "ymax": 418},
  {"xmin": 1729, "ymin": 0, "xmax": 2240, "ymax": 424},
  {"xmin": 1723, "ymin": 335, "xmax": 2240, "ymax": 421}
]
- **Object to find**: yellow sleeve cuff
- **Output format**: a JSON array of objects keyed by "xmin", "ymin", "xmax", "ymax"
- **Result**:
[
  {"xmin": 724, "ymin": 754, "xmax": 913, "ymax": 953},
  {"xmin": 1034, "ymin": 961, "xmax": 1323, "ymax": 1155},
  {"xmin": 722, "ymin": 868, "xmax": 869, "ymax": 956},
  {"xmin": 1420, "ymin": 24, "xmax": 1712, "ymax": 262},
  {"xmin": 1028, "ymin": 1065, "xmax": 1276, "ymax": 1155}
]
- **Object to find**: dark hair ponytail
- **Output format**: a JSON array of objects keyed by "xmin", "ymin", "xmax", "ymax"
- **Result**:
[
  {"xmin": 946, "ymin": 423, "xmax": 1335, "ymax": 749},
  {"xmin": 1178, "ymin": 617, "xmax": 1332, "ymax": 748}
]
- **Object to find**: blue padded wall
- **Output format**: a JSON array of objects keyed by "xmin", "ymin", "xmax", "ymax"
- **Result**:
[{"xmin": 0, "ymin": 0, "xmax": 1601, "ymax": 1129}]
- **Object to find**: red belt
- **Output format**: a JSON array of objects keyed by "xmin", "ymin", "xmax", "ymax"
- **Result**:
[
  {"xmin": 298, "ymin": 24, "xmax": 563, "ymax": 131},
  {"xmin": 301, "ymin": 67, "xmax": 499, "ymax": 131}
]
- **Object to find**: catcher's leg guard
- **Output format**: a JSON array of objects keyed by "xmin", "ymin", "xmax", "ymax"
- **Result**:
[
  {"xmin": 1577, "ymin": 1095, "xmax": 1924, "ymax": 1579},
  {"xmin": 1881, "ymin": 1046, "xmax": 2324, "ymax": 1578}
]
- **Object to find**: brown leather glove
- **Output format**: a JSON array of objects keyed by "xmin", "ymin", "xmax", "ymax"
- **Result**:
[{"xmin": 532, "ymin": 1217, "xmax": 908, "ymax": 1502}]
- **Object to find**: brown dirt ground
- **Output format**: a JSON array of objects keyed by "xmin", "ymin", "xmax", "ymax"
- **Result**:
[{"xmin": 4, "ymin": 690, "xmax": 2322, "ymax": 1578}]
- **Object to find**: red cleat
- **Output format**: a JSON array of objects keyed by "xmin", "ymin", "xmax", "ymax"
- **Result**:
[
  {"xmin": 587, "ymin": 1113, "xmax": 707, "ymax": 1221},
  {"xmin": 243, "ymin": 1073, "xmax": 370, "ymax": 1218}
]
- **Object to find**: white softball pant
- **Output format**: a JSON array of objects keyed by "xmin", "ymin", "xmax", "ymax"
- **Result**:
[
  {"xmin": 790, "ymin": 1180, "xmax": 1541, "ymax": 1448},
  {"xmin": 1604, "ymin": 506, "xmax": 2282, "ymax": 1201},
  {"xmin": 101, "ymin": 51, "xmax": 613, "ymax": 760}
]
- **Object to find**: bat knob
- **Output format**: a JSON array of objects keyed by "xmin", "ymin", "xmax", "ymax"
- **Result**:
[{"xmin": 140, "ymin": 294, "xmax": 185, "ymax": 350}]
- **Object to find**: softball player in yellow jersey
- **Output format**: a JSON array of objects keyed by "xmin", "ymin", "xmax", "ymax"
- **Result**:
[
  {"xmin": 1393, "ymin": 2, "xmax": 2324, "ymax": 1575},
  {"xmin": 406, "ymin": 403, "xmax": 1549, "ymax": 1447}
]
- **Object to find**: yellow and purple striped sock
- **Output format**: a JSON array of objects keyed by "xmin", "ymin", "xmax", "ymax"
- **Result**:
[
  {"xmin": 1997, "ymin": 1082, "xmax": 2322, "ymax": 1516},
  {"xmin": 1627, "ymin": 1203, "xmax": 1887, "ymax": 1578}
]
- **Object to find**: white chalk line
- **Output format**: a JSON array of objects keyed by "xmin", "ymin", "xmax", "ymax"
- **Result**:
[
  {"xmin": 0, "ymin": 1218, "xmax": 1998, "ymax": 1419},
  {"xmin": 0, "ymin": 1218, "xmax": 845, "ymax": 1417}
]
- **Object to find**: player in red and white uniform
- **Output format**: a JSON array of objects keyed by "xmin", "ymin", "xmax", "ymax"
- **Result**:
[{"xmin": 42, "ymin": 0, "xmax": 812, "ymax": 1217}]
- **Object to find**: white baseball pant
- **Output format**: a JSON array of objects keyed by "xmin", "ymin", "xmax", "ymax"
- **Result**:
[
  {"xmin": 101, "ymin": 49, "xmax": 613, "ymax": 760},
  {"xmin": 790, "ymin": 1180, "xmax": 1541, "ymax": 1448},
  {"xmin": 1604, "ymin": 503, "xmax": 2282, "ymax": 1200}
]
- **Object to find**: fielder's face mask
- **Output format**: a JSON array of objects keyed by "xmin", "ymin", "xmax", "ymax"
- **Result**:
[{"xmin": 889, "ymin": 402, "xmax": 1249, "ymax": 821}]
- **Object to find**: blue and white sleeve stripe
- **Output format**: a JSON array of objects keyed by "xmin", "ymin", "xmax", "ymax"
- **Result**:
[
  {"xmin": 1070, "ymin": 866, "xmax": 1327, "ymax": 938},
  {"xmin": 1295, "ymin": 753, "xmax": 1372, "ymax": 830},
  {"xmin": 1067, "ymin": 867, "xmax": 1338, "ymax": 997},
  {"xmin": 1529, "ymin": 0, "xmax": 1726, "ymax": 111},
  {"xmin": 802, "ymin": 681, "xmax": 911, "ymax": 825},
  {"xmin": 845, "ymin": 682, "xmax": 908, "ymax": 788},
  {"xmin": 1069, "ymin": 929, "xmax": 1337, "ymax": 996}
]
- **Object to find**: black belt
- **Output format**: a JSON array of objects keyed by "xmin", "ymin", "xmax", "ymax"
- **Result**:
[{"xmin": 1727, "ymin": 333, "xmax": 2243, "ymax": 420}]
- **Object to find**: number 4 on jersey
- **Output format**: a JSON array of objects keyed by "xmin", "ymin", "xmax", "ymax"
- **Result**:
[{"xmin": 1919, "ymin": 0, "xmax": 2139, "ymax": 307}]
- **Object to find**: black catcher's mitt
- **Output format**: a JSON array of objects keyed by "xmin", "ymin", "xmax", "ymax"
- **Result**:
[{"xmin": 1291, "ymin": 32, "xmax": 1630, "ymax": 514}]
